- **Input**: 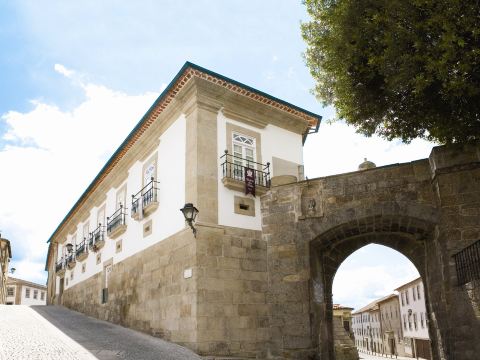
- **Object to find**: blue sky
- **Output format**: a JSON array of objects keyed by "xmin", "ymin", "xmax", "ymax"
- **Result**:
[{"xmin": 0, "ymin": 1, "xmax": 427, "ymax": 309}]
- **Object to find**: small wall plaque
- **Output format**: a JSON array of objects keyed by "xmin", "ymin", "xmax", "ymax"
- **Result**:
[{"xmin": 183, "ymin": 268, "xmax": 193, "ymax": 279}]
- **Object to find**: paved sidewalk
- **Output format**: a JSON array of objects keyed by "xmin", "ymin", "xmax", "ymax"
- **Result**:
[
  {"xmin": 0, "ymin": 305, "xmax": 96, "ymax": 360},
  {"xmin": 0, "ymin": 305, "xmax": 202, "ymax": 360},
  {"xmin": 358, "ymin": 350, "xmax": 417, "ymax": 360}
]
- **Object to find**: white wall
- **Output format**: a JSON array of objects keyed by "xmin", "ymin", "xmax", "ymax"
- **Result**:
[
  {"xmin": 398, "ymin": 280, "xmax": 429, "ymax": 340},
  {"xmin": 57, "ymin": 114, "xmax": 186, "ymax": 293},
  {"xmin": 217, "ymin": 112, "xmax": 303, "ymax": 230},
  {"xmin": 20, "ymin": 286, "xmax": 47, "ymax": 305}
]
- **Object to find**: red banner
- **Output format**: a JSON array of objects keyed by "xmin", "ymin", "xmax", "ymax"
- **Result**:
[{"xmin": 245, "ymin": 167, "xmax": 255, "ymax": 197}]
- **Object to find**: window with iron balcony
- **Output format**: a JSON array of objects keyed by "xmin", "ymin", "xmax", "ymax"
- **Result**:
[
  {"xmin": 55, "ymin": 257, "xmax": 66, "ymax": 275},
  {"xmin": 107, "ymin": 204, "xmax": 127, "ymax": 238},
  {"xmin": 75, "ymin": 238, "xmax": 88, "ymax": 261},
  {"xmin": 220, "ymin": 149, "xmax": 270, "ymax": 195},
  {"xmin": 131, "ymin": 178, "xmax": 159, "ymax": 220},
  {"xmin": 88, "ymin": 223, "xmax": 105, "ymax": 251},
  {"xmin": 66, "ymin": 252, "xmax": 76, "ymax": 269}
]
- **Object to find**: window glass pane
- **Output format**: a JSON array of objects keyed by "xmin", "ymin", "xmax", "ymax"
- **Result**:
[
  {"xmin": 83, "ymin": 223, "xmax": 89, "ymax": 239},
  {"xmin": 144, "ymin": 162, "xmax": 155, "ymax": 184},
  {"xmin": 233, "ymin": 144, "xmax": 242, "ymax": 156}
]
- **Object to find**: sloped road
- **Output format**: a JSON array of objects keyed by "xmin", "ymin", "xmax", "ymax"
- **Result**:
[{"xmin": 0, "ymin": 305, "xmax": 202, "ymax": 360}]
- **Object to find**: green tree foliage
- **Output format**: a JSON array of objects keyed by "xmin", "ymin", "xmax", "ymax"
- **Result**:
[{"xmin": 302, "ymin": 0, "xmax": 480, "ymax": 143}]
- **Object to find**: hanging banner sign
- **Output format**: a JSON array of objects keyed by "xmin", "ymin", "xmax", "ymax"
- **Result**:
[{"xmin": 245, "ymin": 167, "xmax": 256, "ymax": 197}]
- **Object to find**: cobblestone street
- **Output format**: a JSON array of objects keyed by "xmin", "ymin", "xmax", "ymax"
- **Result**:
[{"xmin": 0, "ymin": 305, "xmax": 202, "ymax": 360}]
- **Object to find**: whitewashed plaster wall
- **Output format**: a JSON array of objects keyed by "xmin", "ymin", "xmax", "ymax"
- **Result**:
[
  {"xmin": 57, "ymin": 115, "xmax": 186, "ymax": 293},
  {"xmin": 217, "ymin": 111, "xmax": 304, "ymax": 230},
  {"xmin": 20, "ymin": 286, "xmax": 47, "ymax": 305},
  {"xmin": 399, "ymin": 281, "xmax": 429, "ymax": 340}
]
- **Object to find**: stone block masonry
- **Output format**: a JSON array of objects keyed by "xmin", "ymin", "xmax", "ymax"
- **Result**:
[
  {"xmin": 63, "ymin": 228, "xmax": 199, "ymax": 350},
  {"xmin": 261, "ymin": 142, "xmax": 480, "ymax": 360},
  {"xmin": 62, "ymin": 224, "xmax": 268, "ymax": 358}
]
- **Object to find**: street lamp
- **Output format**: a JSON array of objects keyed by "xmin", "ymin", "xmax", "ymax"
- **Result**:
[
  {"xmin": 9, "ymin": 267, "xmax": 15, "ymax": 274},
  {"xmin": 180, "ymin": 203, "xmax": 199, "ymax": 237}
]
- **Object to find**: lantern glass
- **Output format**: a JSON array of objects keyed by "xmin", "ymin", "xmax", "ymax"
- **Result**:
[
  {"xmin": 66, "ymin": 243, "xmax": 74, "ymax": 253},
  {"xmin": 180, "ymin": 203, "xmax": 198, "ymax": 222}
]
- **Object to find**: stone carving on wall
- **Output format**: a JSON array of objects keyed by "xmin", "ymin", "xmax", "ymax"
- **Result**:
[{"xmin": 299, "ymin": 182, "xmax": 323, "ymax": 219}]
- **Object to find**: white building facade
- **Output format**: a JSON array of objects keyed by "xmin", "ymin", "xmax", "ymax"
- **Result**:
[
  {"xmin": 378, "ymin": 294, "xmax": 405, "ymax": 357},
  {"xmin": 353, "ymin": 278, "xmax": 432, "ymax": 359},
  {"xmin": 45, "ymin": 62, "xmax": 321, "ymax": 359},
  {"xmin": 352, "ymin": 301, "xmax": 383, "ymax": 354},
  {"xmin": 6, "ymin": 277, "xmax": 47, "ymax": 305},
  {"xmin": 396, "ymin": 277, "xmax": 431, "ymax": 359}
]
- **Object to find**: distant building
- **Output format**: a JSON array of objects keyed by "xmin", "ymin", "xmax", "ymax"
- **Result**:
[
  {"xmin": 6, "ymin": 277, "xmax": 47, "ymax": 305},
  {"xmin": 333, "ymin": 304, "xmax": 354, "ymax": 334},
  {"xmin": 377, "ymin": 294, "xmax": 405, "ymax": 356},
  {"xmin": 352, "ymin": 299, "xmax": 383, "ymax": 354},
  {"xmin": 396, "ymin": 277, "xmax": 431, "ymax": 360},
  {"xmin": 332, "ymin": 304, "xmax": 358, "ymax": 360},
  {"xmin": 0, "ymin": 236, "xmax": 12, "ymax": 304}
]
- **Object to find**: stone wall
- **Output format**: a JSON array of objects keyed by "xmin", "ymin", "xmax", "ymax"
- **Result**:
[
  {"xmin": 426, "ymin": 143, "xmax": 480, "ymax": 360},
  {"xmin": 332, "ymin": 316, "xmax": 358, "ymax": 360},
  {"xmin": 194, "ymin": 224, "xmax": 268, "ymax": 358},
  {"xmin": 62, "ymin": 223, "xmax": 269, "ymax": 358},
  {"xmin": 262, "ymin": 158, "xmax": 437, "ymax": 359},
  {"xmin": 62, "ymin": 228, "xmax": 199, "ymax": 350},
  {"xmin": 261, "ymin": 143, "xmax": 480, "ymax": 360}
]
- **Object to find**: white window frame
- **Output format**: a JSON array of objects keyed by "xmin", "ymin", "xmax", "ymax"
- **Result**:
[{"xmin": 232, "ymin": 132, "xmax": 256, "ymax": 168}]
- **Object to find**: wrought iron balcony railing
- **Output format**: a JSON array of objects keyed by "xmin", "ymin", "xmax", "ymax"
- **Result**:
[
  {"xmin": 107, "ymin": 205, "xmax": 126, "ymax": 234},
  {"xmin": 55, "ymin": 259, "xmax": 65, "ymax": 272},
  {"xmin": 66, "ymin": 253, "xmax": 75, "ymax": 264},
  {"xmin": 89, "ymin": 223, "xmax": 105, "ymax": 249},
  {"xmin": 76, "ymin": 239, "xmax": 87, "ymax": 257},
  {"xmin": 131, "ymin": 178, "xmax": 159, "ymax": 218},
  {"xmin": 220, "ymin": 150, "xmax": 271, "ymax": 188}
]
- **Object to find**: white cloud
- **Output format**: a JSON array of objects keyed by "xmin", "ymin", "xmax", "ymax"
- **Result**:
[
  {"xmin": 54, "ymin": 64, "xmax": 74, "ymax": 78},
  {"xmin": 332, "ymin": 260, "xmax": 419, "ymax": 310},
  {"xmin": 1, "ymin": 66, "xmax": 162, "ymax": 283},
  {"xmin": 10, "ymin": 260, "xmax": 47, "ymax": 285}
]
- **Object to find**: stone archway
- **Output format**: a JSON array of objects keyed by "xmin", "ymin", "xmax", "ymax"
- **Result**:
[
  {"xmin": 309, "ymin": 215, "xmax": 435, "ymax": 360},
  {"xmin": 262, "ymin": 143, "xmax": 480, "ymax": 360}
]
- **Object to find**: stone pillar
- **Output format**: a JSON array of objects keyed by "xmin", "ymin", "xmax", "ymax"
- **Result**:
[
  {"xmin": 263, "ymin": 188, "xmax": 316, "ymax": 359},
  {"xmin": 428, "ymin": 142, "xmax": 480, "ymax": 360},
  {"xmin": 184, "ymin": 99, "xmax": 219, "ymax": 225}
]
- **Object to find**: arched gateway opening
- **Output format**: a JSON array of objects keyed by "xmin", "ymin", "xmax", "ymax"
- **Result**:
[
  {"xmin": 332, "ymin": 244, "xmax": 423, "ymax": 359},
  {"xmin": 310, "ymin": 215, "xmax": 437, "ymax": 360}
]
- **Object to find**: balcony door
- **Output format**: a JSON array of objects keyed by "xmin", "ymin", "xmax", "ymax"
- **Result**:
[
  {"xmin": 143, "ymin": 159, "xmax": 156, "ymax": 186},
  {"xmin": 116, "ymin": 186, "xmax": 126, "ymax": 210},
  {"xmin": 83, "ymin": 222, "xmax": 89, "ymax": 241},
  {"xmin": 232, "ymin": 133, "xmax": 256, "ymax": 179},
  {"xmin": 97, "ymin": 206, "xmax": 105, "ymax": 227}
]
